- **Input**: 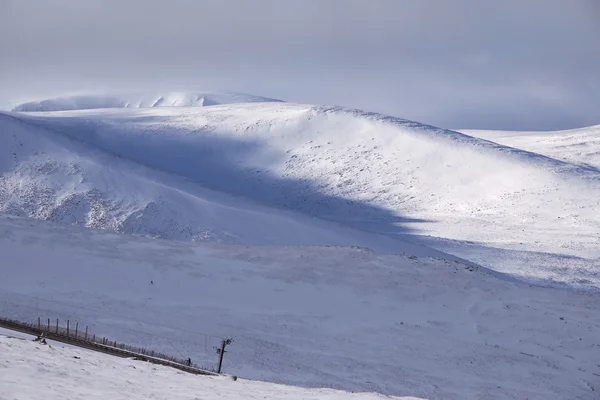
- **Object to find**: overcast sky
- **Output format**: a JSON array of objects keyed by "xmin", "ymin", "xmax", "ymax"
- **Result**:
[{"xmin": 1, "ymin": 0, "xmax": 599, "ymax": 130}]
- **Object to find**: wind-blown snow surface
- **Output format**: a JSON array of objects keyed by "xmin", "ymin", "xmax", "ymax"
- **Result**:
[
  {"xmin": 462, "ymin": 125, "xmax": 600, "ymax": 171},
  {"xmin": 2, "ymin": 101, "xmax": 599, "ymax": 289},
  {"xmin": 0, "ymin": 335, "xmax": 419, "ymax": 400},
  {"xmin": 10, "ymin": 91, "xmax": 282, "ymax": 112},
  {"xmin": 0, "ymin": 214, "xmax": 598, "ymax": 400},
  {"xmin": 0, "ymin": 111, "xmax": 447, "ymax": 257}
]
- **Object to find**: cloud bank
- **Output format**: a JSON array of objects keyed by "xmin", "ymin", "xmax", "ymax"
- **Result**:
[{"xmin": 1, "ymin": 0, "xmax": 599, "ymax": 130}]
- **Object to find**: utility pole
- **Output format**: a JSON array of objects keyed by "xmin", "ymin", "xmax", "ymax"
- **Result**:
[{"xmin": 216, "ymin": 338, "xmax": 232, "ymax": 374}]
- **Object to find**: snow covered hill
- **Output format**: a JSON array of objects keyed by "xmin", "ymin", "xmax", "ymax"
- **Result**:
[
  {"xmin": 1, "ymin": 214, "xmax": 598, "ymax": 400},
  {"xmin": 10, "ymin": 91, "xmax": 282, "ymax": 112},
  {"xmin": 0, "ymin": 111, "xmax": 444, "ymax": 256},
  {"xmin": 0, "ymin": 334, "xmax": 418, "ymax": 400},
  {"xmin": 462, "ymin": 125, "xmax": 600, "ymax": 171},
  {"xmin": 2, "ymin": 98, "xmax": 599, "ymax": 289}
]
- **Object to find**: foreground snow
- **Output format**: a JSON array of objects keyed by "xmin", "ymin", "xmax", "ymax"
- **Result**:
[
  {"xmin": 1, "ymin": 214, "xmax": 598, "ymax": 399},
  {"xmin": 0, "ymin": 335, "xmax": 419, "ymax": 400}
]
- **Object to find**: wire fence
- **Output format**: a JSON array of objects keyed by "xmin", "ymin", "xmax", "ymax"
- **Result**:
[
  {"xmin": 0, "ymin": 315, "xmax": 219, "ymax": 376},
  {"xmin": 0, "ymin": 289, "xmax": 227, "ymax": 370}
]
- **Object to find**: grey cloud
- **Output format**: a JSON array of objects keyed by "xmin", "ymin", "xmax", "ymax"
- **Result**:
[{"xmin": 1, "ymin": 0, "xmax": 599, "ymax": 130}]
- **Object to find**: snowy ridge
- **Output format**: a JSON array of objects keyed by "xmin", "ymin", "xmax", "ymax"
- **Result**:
[
  {"xmin": 3, "ymin": 100, "xmax": 599, "ymax": 288},
  {"xmin": 11, "ymin": 91, "xmax": 282, "ymax": 112},
  {"xmin": 462, "ymin": 124, "xmax": 600, "ymax": 171}
]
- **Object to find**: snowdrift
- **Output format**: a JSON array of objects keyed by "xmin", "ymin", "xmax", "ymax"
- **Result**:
[{"xmin": 11, "ymin": 91, "xmax": 282, "ymax": 112}]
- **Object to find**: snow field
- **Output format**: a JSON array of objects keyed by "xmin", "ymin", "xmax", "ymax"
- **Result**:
[
  {"xmin": 0, "ymin": 214, "xmax": 598, "ymax": 400},
  {"xmin": 0, "ymin": 334, "xmax": 420, "ymax": 400}
]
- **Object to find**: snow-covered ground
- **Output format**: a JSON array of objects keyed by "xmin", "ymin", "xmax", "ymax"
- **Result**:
[
  {"xmin": 0, "ymin": 213, "xmax": 598, "ymax": 400},
  {"xmin": 462, "ymin": 125, "xmax": 600, "ymax": 172},
  {"xmin": 0, "ymin": 110, "xmax": 446, "ymax": 256},
  {"xmin": 0, "ymin": 334, "xmax": 419, "ymax": 400},
  {"xmin": 2, "ymin": 98, "xmax": 599, "ymax": 289},
  {"xmin": 1, "ymin": 93, "xmax": 600, "ymax": 399}
]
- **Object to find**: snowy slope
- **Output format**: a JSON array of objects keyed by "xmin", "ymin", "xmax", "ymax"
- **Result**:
[
  {"xmin": 462, "ymin": 125, "xmax": 600, "ymax": 171},
  {"xmin": 0, "ymin": 112, "xmax": 444, "ymax": 256},
  {"xmin": 11, "ymin": 91, "xmax": 282, "ymax": 112},
  {"xmin": 0, "ymin": 214, "xmax": 598, "ymax": 400},
  {"xmin": 3, "ymin": 101, "xmax": 599, "ymax": 289},
  {"xmin": 0, "ymin": 335, "xmax": 419, "ymax": 400}
]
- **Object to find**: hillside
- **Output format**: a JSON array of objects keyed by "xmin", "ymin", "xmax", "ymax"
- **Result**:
[
  {"xmin": 2, "ymin": 99, "xmax": 599, "ymax": 289},
  {"xmin": 0, "ymin": 111, "xmax": 443, "ymax": 256},
  {"xmin": 0, "ymin": 333, "xmax": 418, "ymax": 400},
  {"xmin": 0, "ymin": 213, "xmax": 598, "ymax": 400},
  {"xmin": 462, "ymin": 125, "xmax": 600, "ymax": 171}
]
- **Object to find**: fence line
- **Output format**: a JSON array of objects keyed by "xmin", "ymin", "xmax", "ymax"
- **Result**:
[
  {"xmin": 0, "ymin": 290, "xmax": 225, "ymax": 366},
  {"xmin": 0, "ymin": 316, "xmax": 219, "ymax": 376},
  {"xmin": 0, "ymin": 288, "xmax": 225, "ymax": 341}
]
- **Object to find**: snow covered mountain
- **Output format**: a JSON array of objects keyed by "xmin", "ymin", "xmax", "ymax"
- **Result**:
[
  {"xmin": 0, "ymin": 110, "xmax": 444, "ymax": 256},
  {"xmin": 2, "ymin": 96, "xmax": 599, "ymax": 289}
]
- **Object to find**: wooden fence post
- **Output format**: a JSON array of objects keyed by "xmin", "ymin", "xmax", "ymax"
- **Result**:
[
  {"xmin": 66, "ymin": 320, "xmax": 69, "ymax": 335},
  {"xmin": 75, "ymin": 322, "xmax": 78, "ymax": 338},
  {"xmin": 56, "ymin": 319, "xmax": 59, "ymax": 334},
  {"xmin": 47, "ymin": 318, "xmax": 50, "ymax": 331},
  {"xmin": 85, "ymin": 326, "xmax": 88, "ymax": 341},
  {"xmin": 217, "ymin": 339, "xmax": 232, "ymax": 373},
  {"xmin": 38, "ymin": 317, "xmax": 41, "ymax": 329}
]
